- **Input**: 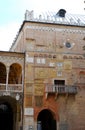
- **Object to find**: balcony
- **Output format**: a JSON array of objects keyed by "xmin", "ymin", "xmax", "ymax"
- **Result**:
[
  {"xmin": 0, "ymin": 83, "xmax": 23, "ymax": 92},
  {"xmin": 45, "ymin": 84, "xmax": 77, "ymax": 98}
]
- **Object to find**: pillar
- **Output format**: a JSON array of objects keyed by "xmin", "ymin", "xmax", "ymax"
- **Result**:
[{"xmin": 6, "ymin": 66, "xmax": 10, "ymax": 91}]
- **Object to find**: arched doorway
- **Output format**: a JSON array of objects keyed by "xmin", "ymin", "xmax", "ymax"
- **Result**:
[
  {"xmin": 0, "ymin": 102, "xmax": 13, "ymax": 130},
  {"xmin": 37, "ymin": 109, "xmax": 56, "ymax": 130},
  {"xmin": 0, "ymin": 96, "xmax": 22, "ymax": 130}
]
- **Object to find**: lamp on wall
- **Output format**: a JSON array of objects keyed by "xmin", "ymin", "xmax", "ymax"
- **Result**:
[{"xmin": 16, "ymin": 93, "xmax": 20, "ymax": 100}]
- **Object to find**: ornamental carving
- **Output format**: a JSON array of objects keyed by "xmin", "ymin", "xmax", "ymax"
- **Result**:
[{"xmin": 34, "ymin": 84, "xmax": 44, "ymax": 96}]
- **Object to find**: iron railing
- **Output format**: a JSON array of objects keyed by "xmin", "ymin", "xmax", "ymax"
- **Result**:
[{"xmin": 45, "ymin": 84, "xmax": 77, "ymax": 94}]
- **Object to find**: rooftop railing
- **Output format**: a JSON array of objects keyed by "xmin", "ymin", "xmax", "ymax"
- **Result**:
[{"xmin": 24, "ymin": 10, "xmax": 85, "ymax": 26}]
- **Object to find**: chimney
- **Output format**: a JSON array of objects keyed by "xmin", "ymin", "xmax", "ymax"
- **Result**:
[{"xmin": 57, "ymin": 9, "xmax": 66, "ymax": 17}]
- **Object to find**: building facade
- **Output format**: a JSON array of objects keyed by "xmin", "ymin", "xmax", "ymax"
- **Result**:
[
  {"xmin": 0, "ymin": 51, "xmax": 24, "ymax": 130},
  {"xmin": 0, "ymin": 9, "xmax": 85, "ymax": 130}
]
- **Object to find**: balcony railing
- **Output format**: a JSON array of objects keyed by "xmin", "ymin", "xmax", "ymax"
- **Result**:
[
  {"xmin": 8, "ymin": 84, "xmax": 23, "ymax": 92},
  {"xmin": 0, "ymin": 83, "xmax": 23, "ymax": 92},
  {"xmin": 45, "ymin": 84, "xmax": 77, "ymax": 94},
  {"xmin": 0, "ymin": 84, "xmax": 6, "ymax": 91}
]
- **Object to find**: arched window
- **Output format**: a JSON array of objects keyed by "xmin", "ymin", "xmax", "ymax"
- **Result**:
[
  {"xmin": 8, "ymin": 63, "xmax": 22, "ymax": 84},
  {"xmin": 0, "ymin": 62, "xmax": 6, "ymax": 83}
]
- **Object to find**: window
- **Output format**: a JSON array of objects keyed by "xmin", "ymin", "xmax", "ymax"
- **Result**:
[
  {"xmin": 65, "ymin": 42, "xmax": 71, "ymax": 48},
  {"xmin": 37, "ymin": 58, "xmax": 41, "ymax": 63},
  {"xmin": 49, "ymin": 62, "xmax": 55, "ymax": 67},
  {"xmin": 57, "ymin": 71, "xmax": 62, "ymax": 76},
  {"xmin": 27, "ymin": 57, "xmax": 34, "ymax": 63},
  {"xmin": 57, "ymin": 62, "xmax": 63, "ymax": 67},
  {"xmin": 37, "ymin": 58, "xmax": 45, "ymax": 64},
  {"xmin": 26, "ymin": 54, "xmax": 34, "ymax": 63},
  {"xmin": 54, "ymin": 80, "xmax": 65, "ymax": 85}
]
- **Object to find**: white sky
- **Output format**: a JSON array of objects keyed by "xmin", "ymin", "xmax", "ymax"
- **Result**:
[{"xmin": 0, "ymin": 0, "xmax": 84, "ymax": 51}]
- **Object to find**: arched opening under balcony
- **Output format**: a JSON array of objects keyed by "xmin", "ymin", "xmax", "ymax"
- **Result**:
[
  {"xmin": 0, "ymin": 96, "xmax": 22, "ymax": 130},
  {"xmin": 0, "ymin": 102, "xmax": 13, "ymax": 130},
  {"xmin": 37, "ymin": 109, "xmax": 56, "ymax": 130}
]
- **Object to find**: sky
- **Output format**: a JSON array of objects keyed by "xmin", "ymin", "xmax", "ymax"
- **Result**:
[{"xmin": 0, "ymin": 0, "xmax": 85, "ymax": 51}]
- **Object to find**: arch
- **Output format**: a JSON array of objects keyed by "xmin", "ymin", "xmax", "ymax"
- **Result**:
[
  {"xmin": 63, "ymin": 55, "xmax": 67, "ymax": 59},
  {"xmin": 49, "ymin": 55, "xmax": 52, "ymax": 58},
  {"xmin": 79, "ymin": 56, "xmax": 83, "ymax": 59},
  {"xmin": 39, "ymin": 54, "xmax": 43, "ymax": 57},
  {"xmin": 69, "ymin": 56, "xmax": 72, "ymax": 59},
  {"xmin": 44, "ymin": 54, "xmax": 48, "ymax": 58},
  {"xmin": 34, "ymin": 53, "xmax": 38, "ymax": 57},
  {"xmin": 8, "ymin": 63, "xmax": 22, "ymax": 84},
  {"xmin": 74, "ymin": 56, "xmax": 77, "ymax": 59},
  {"xmin": 79, "ymin": 71, "xmax": 85, "ymax": 83},
  {"xmin": 0, "ymin": 62, "xmax": 6, "ymax": 83},
  {"xmin": 37, "ymin": 109, "xmax": 56, "ymax": 130},
  {"xmin": 53, "ymin": 55, "xmax": 56, "ymax": 58},
  {"xmin": 0, "ymin": 102, "xmax": 13, "ymax": 130},
  {"xmin": 0, "ymin": 96, "xmax": 22, "ymax": 130},
  {"xmin": 79, "ymin": 71, "xmax": 85, "ymax": 75}
]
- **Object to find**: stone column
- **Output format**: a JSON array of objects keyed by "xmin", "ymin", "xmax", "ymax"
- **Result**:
[{"xmin": 6, "ymin": 66, "xmax": 10, "ymax": 91}]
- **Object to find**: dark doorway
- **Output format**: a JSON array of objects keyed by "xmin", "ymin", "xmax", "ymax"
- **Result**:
[
  {"xmin": 37, "ymin": 109, "xmax": 56, "ymax": 130},
  {"xmin": 54, "ymin": 80, "xmax": 65, "ymax": 85},
  {"xmin": 0, "ymin": 103, "xmax": 13, "ymax": 130}
]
